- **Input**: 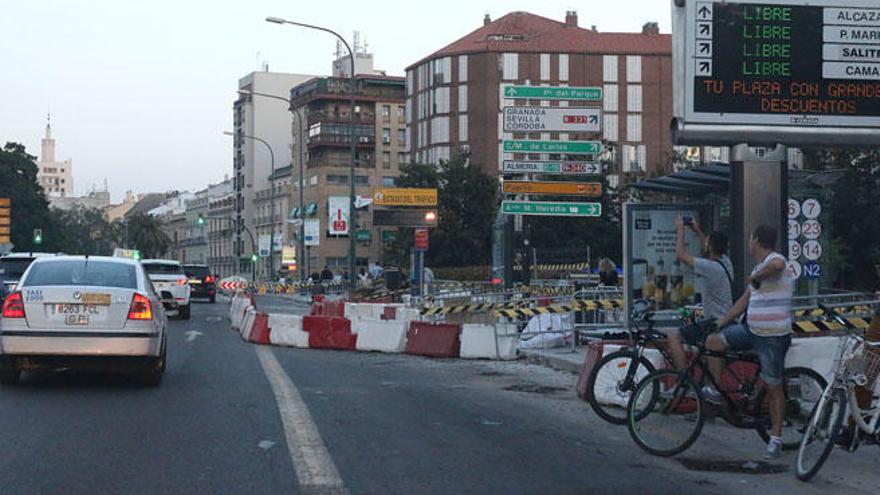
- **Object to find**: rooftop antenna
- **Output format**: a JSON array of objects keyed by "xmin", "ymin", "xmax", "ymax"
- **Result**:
[{"xmin": 353, "ymin": 30, "xmax": 361, "ymax": 54}]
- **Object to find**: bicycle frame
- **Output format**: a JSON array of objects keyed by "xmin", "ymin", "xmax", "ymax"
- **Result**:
[{"xmin": 683, "ymin": 345, "xmax": 768, "ymax": 427}]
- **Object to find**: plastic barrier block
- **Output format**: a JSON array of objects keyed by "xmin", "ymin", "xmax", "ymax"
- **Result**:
[
  {"xmin": 249, "ymin": 312, "xmax": 271, "ymax": 345},
  {"xmin": 268, "ymin": 314, "xmax": 309, "ymax": 348},
  {"xmin": 405, "ymin": 322, "xmax": 462, "ymax": 358},
  {"xmin": 326, "ymin": 300, "xmax": 347, "ymax": 317},
  {"xmin": 576, "ymin": 341, "xmax": 605, "ymax": 401},
  {"xmin": 355, "ymin": 319, "xmax": 407, "ymax": 353},
  {"xmin": 460, "ymin": 324, "xmax": 518, "ymax": 360},
  {"xmin": 310, "ymin": 301, "xmax": 325, "ymax": 316},
  {"xmin": 308, "ymin": 317, "xmax": 357, "ymax": 350},
  {"xmin": 240, "ymin": 308, "xmax": 257, "ymax": 341}
]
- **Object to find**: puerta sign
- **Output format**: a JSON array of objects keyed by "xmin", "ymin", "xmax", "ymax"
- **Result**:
[
  {"xmin": 674, "ymin": 0, "xmax": 880, "ymax": 144},
  {"xmin": 503, "ymin": 107, "xmax": 601, "ymax": 133}
]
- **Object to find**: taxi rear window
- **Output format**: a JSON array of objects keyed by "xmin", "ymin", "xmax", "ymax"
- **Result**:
[{"xmin": 22, "ymin": 260, "xmax": 137, "ymax": 289}]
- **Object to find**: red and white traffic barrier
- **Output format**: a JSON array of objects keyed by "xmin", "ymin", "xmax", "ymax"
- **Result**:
[
  {"xmin": 460, "ymin": 323, "xmax": 519, "ymax": 360},
  {"xmin": 268, "ymin": 314, "xmax": 310, "ymax": 348},
  {"xmin": 355, "ymin": 319, "xmax": 408, "ymax": 353}
]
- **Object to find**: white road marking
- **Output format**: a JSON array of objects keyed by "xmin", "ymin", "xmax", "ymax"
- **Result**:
[
  {"xmin": 185, "ymin": 330, "xmax": 203, "ymax": 342},
  {"xmin": 256, "ymin": 346, "xmax": 347, "ymax": 494},
  {"xmin": 258, "ymin": 440, "xmax": 276, "ymax": 450}
]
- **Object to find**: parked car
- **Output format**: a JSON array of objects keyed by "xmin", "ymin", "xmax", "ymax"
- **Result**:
[
  {"xmin": 0, "ymin": 255, "xmax": 167, "ymax": 386},
  {"xmin": 140, "ymin": 259, "xmax": 191, "ymax": 320},
  {"xmin": 0, "ymin": 253, "xmax": 62, "ymax": 302},
  {"xmin": 183, "ymin": 264, "xmax": 217, "ymax": 303}
]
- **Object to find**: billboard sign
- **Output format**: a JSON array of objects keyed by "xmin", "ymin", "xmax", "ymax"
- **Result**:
[
  {"xmin": 328, "ymin": 196, "xmax": 350, "ymax": 236},
  {"xmin": 673, "ymin": 0, "xmax": 880, "ymax": 145}
]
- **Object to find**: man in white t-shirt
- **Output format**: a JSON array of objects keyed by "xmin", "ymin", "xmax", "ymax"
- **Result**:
[{"xmin": 707, "ymin": 225, "xmax": 794, "ymax": 460}]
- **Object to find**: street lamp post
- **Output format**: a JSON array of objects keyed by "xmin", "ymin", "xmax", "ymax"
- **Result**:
[
  {"xmin": 215, "ymin": 216, "xmax": 258, "ymax": 281},
  {"xmin": 267, "ymin": 16, "xmax": 358, "ymax": 292},
  {"xmin": 223, "ymin": 130, "xmax": 276, "ymax": 280},
  {"xmin": 237, "ymin": 89, "xmax": 306, "ymax": 285}
]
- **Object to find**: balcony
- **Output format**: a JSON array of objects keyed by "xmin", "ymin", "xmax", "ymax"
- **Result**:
[
  {"xmin": 308, "ymin": 134, "xmax": 376, "ymax": 149},
  {"xmin": 308, "ymin": 111, "xmax": 375, "ymax": 127}
]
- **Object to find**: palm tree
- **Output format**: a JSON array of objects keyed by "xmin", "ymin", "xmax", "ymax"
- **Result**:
[{"xmin": 126, "ymin": 213, "xmax": 171, "ymax": 259}]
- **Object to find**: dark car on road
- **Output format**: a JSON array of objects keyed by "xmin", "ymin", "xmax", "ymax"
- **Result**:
[
  {"xmin": 0, "ymin": 253, "xmax": 61, "ymax": 302},
  {"xmin": 183, "ymin": 264, "xmax": 217, "ymax": 303}
]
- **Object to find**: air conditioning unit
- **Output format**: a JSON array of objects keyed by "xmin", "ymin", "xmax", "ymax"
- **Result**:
[{"xmin": 359, "ymin": 137, "xmax": 370, "ymax": 143}]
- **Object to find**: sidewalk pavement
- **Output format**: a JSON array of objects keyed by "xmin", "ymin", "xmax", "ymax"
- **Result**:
[{"xmin": 519, "ymin": 347, "xmax": 587, "ymax": 373}]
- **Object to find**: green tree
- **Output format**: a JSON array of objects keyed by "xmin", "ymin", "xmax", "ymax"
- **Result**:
[
  {"xmin": 388, "ymin": 157, "xmax": 498, "ymax": 268},
  {"xmin": 49, "ymin": 205, "xmax": 123, "ymax": 255},
  {"xmin": 0, "ymin": 142, "xmax": 61, "ymax": 252},
  {"xmin": 126, "ymin": 214, "xmax": 171, "ymax": 259}
]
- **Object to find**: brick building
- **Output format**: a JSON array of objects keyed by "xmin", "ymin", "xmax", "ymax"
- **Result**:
[
  {"xmin": 405, "ymin": 11, "xmax": 674, "ymax": 179},
  {"xmin": 288, "ymin": 75, "xmax": 407, "ymax": 275}
]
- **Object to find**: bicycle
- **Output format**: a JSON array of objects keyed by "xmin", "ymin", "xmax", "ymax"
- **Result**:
[
  {"xmin": 796, "ymin": 304, "xmax": 880, "ymax": 481},
  {"xmin": 585, "ymin": 301, "xmax": 678, "ymax": 424},
  {"xmin": 626, "ymin": 323, "xmax": 827, "ymax": 457}
]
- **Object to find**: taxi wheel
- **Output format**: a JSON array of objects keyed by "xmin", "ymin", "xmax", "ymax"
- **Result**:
[
  {"xmin": 179, "ymin": 304, "xmax": 191, "ymax": 320},
  {"xmin": 140, "ymin": 338, "xmax": 165, "ymax": 387},
  {"xmin": 0, "ymin": 364, "xmax": 21, "ymax": 386}
]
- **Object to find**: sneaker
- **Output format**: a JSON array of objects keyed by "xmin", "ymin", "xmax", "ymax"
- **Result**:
[
  {"xmin": 762, "ymin": 438, "xmax": 783, "ymax": 460},
  {"xmin": 701, "ymin": 385, "xmax": 723, "ymax": 404}
]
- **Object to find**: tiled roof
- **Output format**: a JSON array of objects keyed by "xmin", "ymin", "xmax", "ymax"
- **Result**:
[{"xmin": 408, "ymin": 11, "xmax": 671, "ymax": 69}]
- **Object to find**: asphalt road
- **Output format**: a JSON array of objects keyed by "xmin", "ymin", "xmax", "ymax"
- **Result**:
[{"xmin": 0, "ymin": 299, "xmax": 876, "ymax": 494}]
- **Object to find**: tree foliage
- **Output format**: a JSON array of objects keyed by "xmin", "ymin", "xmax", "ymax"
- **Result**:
[
  {"xmin": 387, "ymin": 157, "xmax": 498, "ymax": 268},
  {"xmin": 50, "ymin": 205, "xmax": 123, "ymax": 255},
  {"xmin": 126, "ymin": 213, "xmax": 171, "ymax": 259},
  {"xmin": 0, "ymin": 142, "xmax": 61, "ymax": 252}
]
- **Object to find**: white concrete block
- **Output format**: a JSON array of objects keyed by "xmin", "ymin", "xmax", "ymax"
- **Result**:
[
  {"xmin": 461, "ymin": 324, "xmax": 519, "ymax": 360},
  {"xmin": 240, "ymin": 308, "xmax": 256, "ymax": 341},
  {"xmin": 268, "ymin": 314, "xmax": 309, "ymax": 348},
  {"xmin": 355, "ymin": 319, "xmax": 407, "ymax": 353}
]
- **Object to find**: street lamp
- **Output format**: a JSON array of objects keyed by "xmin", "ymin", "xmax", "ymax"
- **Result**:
[
  {"xmin": 267, "ymin": 16, "xmax": 358, "ymax": 292},
  {"xmin": 237, "ymin": 89, "xmax": 307, "ymax": 285},
  {"xmin": 213, "ymin": 216, "xmax": 258, "ymax": 282},
  {"xmin": 223, "ymin": 130, "xmax": 276, "ymax": 280}
]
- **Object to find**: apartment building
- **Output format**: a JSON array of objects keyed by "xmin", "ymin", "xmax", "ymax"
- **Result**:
[
  {"xmin": 208, "ymin": 191, "xmax": 237, "ymax": 279},
  {"xmin": 184, "ymin": 179, "xmax": 232, "ymax": 265},
  {"xmin": 405, "ymin": 11, "xmax": 674, "ymax": 179},
  {"xmin": 37, "ymin": 117, "xmax": 75, "ymax": 199},
  {"xmin": 253, "ymin": 166, "xmax": 293, "ymax": 277},
  {"xmin": 233, "ymin": 71, "xmax": 315, "ymax": 274},
  {"xmin": 289, "ymin": 74, "xmax": 407, "ymax": 273}
]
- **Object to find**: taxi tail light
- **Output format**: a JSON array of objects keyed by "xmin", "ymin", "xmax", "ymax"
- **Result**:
[
  {"xmin": 176, "ymin": 277, "xmax": 188, "ymax": 286},
  {"xmin": 128, "ymin": 293, "xmax": 153, "ymax": 320},
  {"xmin": 2, "ymin": 292, "xmax": 25, "ymax": 319},
  {"xmin": 205, "ymin": 275, "xmax": 215, "ymax": 283}
]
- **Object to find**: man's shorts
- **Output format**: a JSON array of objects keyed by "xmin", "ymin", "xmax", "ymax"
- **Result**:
[{"xmin": 720, "ymin": 324, "xmax": 791, "ymax": 386}]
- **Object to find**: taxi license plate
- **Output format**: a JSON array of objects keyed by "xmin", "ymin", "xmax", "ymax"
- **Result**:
[{"xmin": 51, "ymin": 304, "xmax": 101, "ymax": 326}]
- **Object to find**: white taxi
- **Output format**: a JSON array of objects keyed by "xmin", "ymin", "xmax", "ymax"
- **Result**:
[
  {"xmin": 0, "ymin": 255, "xmax": 167, "ymax": 386},
  {"xmin": 140, "ymin": 259, "xmax": 191, "ymax": 320}
]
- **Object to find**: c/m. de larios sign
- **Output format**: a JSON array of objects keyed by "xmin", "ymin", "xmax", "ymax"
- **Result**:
[
  {"xmin": 372, "ymin": 188, "xmax": 438, "ymax": 207},
  {"xmin": 673, "ymin": 0, "xmax": 880, "ymax": 146}
]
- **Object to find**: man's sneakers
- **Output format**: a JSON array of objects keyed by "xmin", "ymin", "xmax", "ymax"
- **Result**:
[
  {"xmin": 762, "ymin": 436, "xmax": 783, "ymax": 460},
  {"xmin": 700, "ymin": 385, "xmax": 724, "ymax": 405}
]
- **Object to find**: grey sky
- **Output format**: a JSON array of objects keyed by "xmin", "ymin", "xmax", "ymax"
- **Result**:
[{"xmin": 0, "ymin": 0, "xmax": 671, "ymax": 201}]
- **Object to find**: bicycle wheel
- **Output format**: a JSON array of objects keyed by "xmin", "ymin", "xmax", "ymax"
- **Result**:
[
  {"xmin": 755, "ymin": 366, "xmax": 828, "ymax": 450},
  {"xmin": 796, "ymin": 388, "xmax": 846, "ymax": 481},
  {"xmin": 627, "ymin": 369, "xmax": 705, "ymax": 457},
  {"xmin": 587, "ymin": 350, "xmax": 656, "ymax": 424}
]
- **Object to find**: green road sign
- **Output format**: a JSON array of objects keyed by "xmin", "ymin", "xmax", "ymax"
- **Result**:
[
  {"xmin": 503, "ymin": 140, "xmax": 602, "ymax": 154},
  {"xmin": 502, "ymin": 201, "xmax": 602, "ymax": 217},
  {"xmin": 503, "ymin": 85, "xmax": 602, "ymax": 101}
]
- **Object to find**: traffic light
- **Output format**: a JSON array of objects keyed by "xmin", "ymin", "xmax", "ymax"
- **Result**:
[
  {"xmin": 33, "ymin": 228, "xmax": 43, "ymax": 245},
  {"xmin": 250, "ymin": 253, "xmax": 258, "ymax": 263},
  {"xmin": 197, "ymin": 214, "xmax": 205, "ymax": 227}
]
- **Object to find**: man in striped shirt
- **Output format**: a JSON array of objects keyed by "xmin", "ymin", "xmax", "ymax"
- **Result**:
[{"xmin": 706, "ymin": 225, "xmax": 794, "ymax": 460}]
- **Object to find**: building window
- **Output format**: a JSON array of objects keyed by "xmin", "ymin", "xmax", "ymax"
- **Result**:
[
  {"xmin": 458, "ymin": 85, "xmax": 468, "ymax": 112},
  {"xmin": 603, "ymin": 114, "xmax": 618, "ymax": 142},
  {"xmin": 459, "ymin": 114, "xmax": 468, "ymax": 142},
  {"xmin": 501, "ymin": 53, "xmax": 518, "ymax": 80},
  {"xmin": 383, "ymin": 152, "xmax": 391, "ymax": 169},
  {"xmin": 458, "ymin": 55, "xmax": 468, "ymax": 82},
  {"xmin": 558, "ymin": 54, "xmax": 569, "ymax": 81},
  {"xmin": 397, "ymin": 106, "xmax": 404, "ymax": 121},
  {"xmin": 406, "ymin": 70, "xmax": 414, "ymax": 95},
  {"xmin": 540, "ymin": 53, "xmax": 551, "ymax": 81},
  {"xmin": 355, "ymin": 175, "xmax": 369, "ymax": 185},
  {"xmin": 627, "ymin": 85, "xmax": 643, "ymax": 112},
  {"xmin": 626, "ymin": 114, "xmax": 642, "ymax": 142},
  {"xmin": 398, "ymin": 129, "xmax": 406, "ymax": 147},
  {"xmin": 382, "ymin": 105, "xmax": 391, "ymax": 122},
  {"xmin": 603, "ymin": 55, "xmax": 618, "ymax": 83},
  {"xmin": 431, "ymin": 116, "xmax": 450, "ymax": 144},
  {"xmin": 627, "ymin": 55, "xmax": 642, "ymax": 83},
  {"xmin": 434, "ymin": 87, "xmax": 450, "ymax": 114},
  {"xmin": 382, "ymin": 128, "xmax": 391, "ymax": 144},
  {"xmin": 603, "ymin": 84, "xmax": 619, "ymax": 112},
  {"xmin": 382, "ymin": 176, "xmax": 395, "ymax": 187},
  {"xmin": 398, "ymin": 152, "xmax": 406, "ymax": 166}
]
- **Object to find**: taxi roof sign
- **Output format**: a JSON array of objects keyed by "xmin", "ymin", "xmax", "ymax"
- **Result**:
[{"xmin": 113, "ymin": 248, "xmax": 141, "ymax": 260}]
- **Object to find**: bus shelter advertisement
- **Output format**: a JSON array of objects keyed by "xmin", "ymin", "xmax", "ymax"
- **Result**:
[{"xmin": 624, "ymin": 204, "xmax": 706, "ymax": 320}]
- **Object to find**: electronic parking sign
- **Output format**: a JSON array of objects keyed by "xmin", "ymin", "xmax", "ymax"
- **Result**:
[{"xmin": 672, "ymin": 0, "xmax": 880, "ymax": 146}]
